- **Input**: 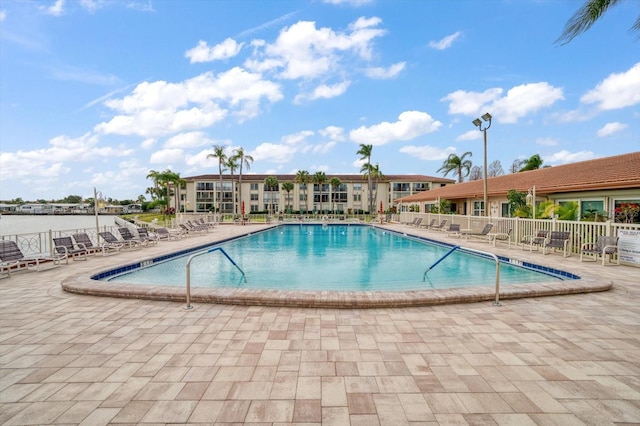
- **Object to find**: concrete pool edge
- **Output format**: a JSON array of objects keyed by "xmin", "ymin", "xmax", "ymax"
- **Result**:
[
  {"xmin": 59, "ymin": 223, "xmax": 613, "ymax": 308},
  {"xmin": 61, "ymin": 269, "xmax": 612, "ymax": 309}
]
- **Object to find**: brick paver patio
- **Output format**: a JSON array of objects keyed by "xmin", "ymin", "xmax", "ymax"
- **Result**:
[{"xmin": 1, "ymin": 223, "xmax": 638, "ymax": 425}]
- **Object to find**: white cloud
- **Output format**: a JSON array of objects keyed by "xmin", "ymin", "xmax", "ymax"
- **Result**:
[
  {"xmin": 149, "ymin": 148, "xmax": 184, "ymax": 164},
  {"xmin": 164, "ymin": 132, "xmax": 214, "ymax": 149},
  {"xmin": 442, "ymin": 83, "xmax": 564, "ymax": 123},
  {"xmin": 95, "ymin": 68, "xmax": 283, "ymax": 137},
  {"xmin": 294, "ymin": 81, "xmax": 350, "ymax": 103},
  {"xmin": 39, "ymin": 0, "xmax": 64, "ymax": 16},
  {"xmin": 248, "ymin": 17, "xmax": 386, "ymax": 80},
  {"xmin": 185, "ymin": 38, "xmax": 244, "ymax": 63},
  {"xmin": 442, "ymin": 88, "xmax": 503, "ymax": 116},
  {"xmin": 364, "ymin": 62, "xmax": 405, "ymax": 79},
  {"xmin": 322, "ymin": 0, "xmax": 373, "ymax": 5},
  {"xmin": 349, "ymin": 111, "xmax": 442, "ymax": 146},
  {"xmin": 399, "ymin": 145, "xmax": 456, "ymax": 161},
  {"xmin": 319, "ymin": 125, "xmax": 345, "ymax": 141},
  {"xmin": 80, "ymin": 0, "xmax": 105, "ymax": 13},
  {"xmin": 141, "ymin": 138, "xmax": 156, "ymax": 149},
  {"xmin": 0, "ymin": 133, "xmax": 133, "ymax": 183},
  {"xmin": 282, "ymin": 130, "xmax": 314, "ymax": 145},
  {"xmin": 581, "ymin": 62, "xmax": 640, "ymax": 110},
  {"xmin": 536, "ymin": 137, "xmax": 559, "ymax": 146},
  {"xmin": 313, "ymin": 141, "xmax": 337, "ymax": 154},
  {"xmin": 545, "ymin": 150, "xmax": 596, "ymax": 165},
  {"xmin": 428, "ymin": 31, "xmax": 462, "ymax": 50},
  {"xmin": 0, "ymin": 10, "xmax": 7, "ymax": 21},
  {"xmin": 251, "ymin": 142, "xmax": 299, "ymax": 163},
  {"xmin": 455, "ymin": 130, "xmax": 481, "ymax": 142},
  {"xmin": 50, "ymin": 64, "xmax": 121, "ymax": 85},
  {"xmin": 597, "ymin": 122, "xmax": 628, "ymax": 137}
]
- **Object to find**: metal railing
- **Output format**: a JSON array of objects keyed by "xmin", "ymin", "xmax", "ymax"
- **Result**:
[{"xmin": 184, "ymin": 247, "xmax": 246, "ymax": 309}]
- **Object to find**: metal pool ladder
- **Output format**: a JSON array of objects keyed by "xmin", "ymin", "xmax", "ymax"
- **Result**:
[
  {"xmin": 423, "ymin": 245, "xmax": 502, "ymax": 306},
  {"xmin": 184, "ymin": 247, "xmax": 246, "ymax": 309}
]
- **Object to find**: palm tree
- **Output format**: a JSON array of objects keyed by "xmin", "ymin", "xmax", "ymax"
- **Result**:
[
  {"xmin": 207, "ymin": 145, "xmax": 227, "ymax": 216},
  {"xmin": 295, "ymin": 170, "xmax": 310, "ymax": 213},
  {"xmin": 313, "ymin": 171, "xmax": 327, "ymax": 215},
  {"xmin": 264, "ymin": 176, "xmax": 279, "ymax": 216},
  {"xmin": 519, "ymin": 154, "xmax": 544, "ymax": 172},
  {"xmin": 329, "ymin": 177, "xmax": 342, "ymax": 214},
  {"xmin": 437, "ymin": 152, "xmax": 473, "ymax": 183},
  {"xmin": 369, "ymin": 163, "xmax": 385, "ymax": 208},
  {"xmin": 281, "ymin": 182, "xmax": 294, "ymax": 213},
  {"xmin": 233, "ymin": 147, "xmax": 253, "ymax": 219},
  {"xmin": 556, "ymin": 0, "xmax": 639, "ymax": 45},
  {"xmin": 356, "ymin": 144, "xmax": 373, "ymax": 213},
  {"xmin": 226, "ymin": 156, "xmax": 239, "ymax": 215},
  {"xmin": 165, "ymin": 170, "xmax": 185, "ymax": 214},
  {"xmin": 146, "ymin": 169, "xmax": 173, "ymax": 214}
]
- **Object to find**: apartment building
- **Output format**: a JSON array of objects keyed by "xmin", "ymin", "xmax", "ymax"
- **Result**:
[{"xmin": 176, "ymin": 174, "xmax": 454, "ymax": 214}]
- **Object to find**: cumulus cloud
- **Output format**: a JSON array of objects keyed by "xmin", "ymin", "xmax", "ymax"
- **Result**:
[
  {"xmin": 294, "ymin": 81, "xmax": 351, "ymax": 103},
  {"xmin": 0, "ymin": 9, "xmax": 7, "ymax": 21},
  {"xmin": 251, "ymin": 142, "xmax": 299, "ymax": 163},
  {"xmin": 0, "ymin": 132, "xmax": 133, "ymax": 183},
  {"xmin": 39, "ymin": 0, "xmax": 64, "ymax": 16},
  {"xmin": 581, "ymin": 62, "xmax": 640, "ymax": 110},
  {"xmin": 149, "ymin": 148, "xmax": 184, "ymax": 164},
  {"xmin": 164, "ymin": 132, "xmax": 215, "ymax": 149},
  {"xmin": 319, "ymin": 125, "xmax": 345, "ymax": 141},
  {"xmin": 545, "ymin": 150, "xmax": 596, "ymax": 165},
  {"xmin": 428, "ymin": 31, "xmax": 462, "ymax": 50},
  {"xmin": 364, "ymin": 62, "xmax": 405, "ymax": 79},
  {"xmin": 536, "ymin": 137, "xmax": 559, "ymax": 146},
  {"xmin": 94, "ymin": 68, "xmax": 283, "ymax": 137},
  {"xmin": 246, "ymin": 17, "xmax": 386, "ymax": 80},
  {"xmin": 597, "ymin": 122, "xmax": 628, "ymax": 137},
  {"xmin": 349, "ymin": 111, "xmax": 442, "ymax": 146},
  {"xmin": 185, "ymin": 38, "xmax": 244, "ymax": 63},
  {"xmin": 399, "ymin": 145, "xmax": 456, "ymax": 161},
  {"xmin": 455, "ymin": 130, "xmax": 481, "ymax": 142},
  {"xmin": 442, "ymin": 83, "xmax": 564, "ymax": 123}
]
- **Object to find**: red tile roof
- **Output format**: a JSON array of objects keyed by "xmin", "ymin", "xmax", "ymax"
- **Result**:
[{"xmin": 397, "ymin": 152, "xmax": 640, "ymax": 203}]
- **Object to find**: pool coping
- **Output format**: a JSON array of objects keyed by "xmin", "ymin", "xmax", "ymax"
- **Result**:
[{"xmin": 60, "ymin": 224, "xmax": 613, "ymax": 308}]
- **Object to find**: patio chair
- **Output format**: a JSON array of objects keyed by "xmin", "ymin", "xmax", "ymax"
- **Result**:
[
  {"xmin": 53, "ymin": 236, "xmax": 88, "ymax": 263},
  {"xmin": 197, "ymin": 217, "xmax": 218, "ymax": 228},
  {"xmin": 118, "ymin": 227, "xmax": 147, "ymax": 246},
  {"xmin": 73, "ymin": 232, "xmax": 120, "ymax": 256},
  {"xmin": 185, "ymin": 221, "xmax": 208, "ymax": 233},
  {"xmin": 155, "ymin": 227, "xmax": 183, "ymax": 241},
  {"xmin": 445, "ymin": 223, "xmax": 461, "ymax": 238},
  {"xmin": 429, "ymin": 220, "xmax": 448, "ymax": 231},
  {"xmin": 581, "ymin": 235, "xmax": 618, "ymax": 265},
  {"xmin": 420, "ymin": 218, "xmax": 436, "ymax": 229},
  {"xmin": 543, "ymin": 231, "xmax": 571, "ymax": 257},
  {"xmin": 487, "ymin": 228, "xmax": 513, "ymax": 247},
  {"xmin": 99, "ymin": 231, "xmax": 141, "ymax": 250},
  {"xmin": 136, "ymin": 227, "xmax": 159, "ymax": 245},
  {"xmin": 521, "ymin": 230, "xmax": 548, "ymax": 252},
  {"xmin": 461, "ymin": 223, "xmax": 494, "ymax": 240},
  {"xmin": 0, "ymin": 240, "xmax": 62, "ymax": 277}
]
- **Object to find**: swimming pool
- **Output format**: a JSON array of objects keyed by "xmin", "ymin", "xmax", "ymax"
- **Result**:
[{"xmin": 103, "ymin": 224, "xmax": 572, "ymax": 291}]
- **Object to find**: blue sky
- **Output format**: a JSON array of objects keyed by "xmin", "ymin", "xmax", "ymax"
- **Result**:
[{"xmin": 0, "ymin": 0, "xmax": 638, "ymax": 202}]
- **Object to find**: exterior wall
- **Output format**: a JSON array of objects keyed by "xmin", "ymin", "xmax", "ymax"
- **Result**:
[{"xmin": 179, "ymin": 176, "xmax": 443, "ymax": 214}]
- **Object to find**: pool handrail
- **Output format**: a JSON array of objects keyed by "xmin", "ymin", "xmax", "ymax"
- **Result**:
[
  {"xmin": 185, "ymin": 247, "xmax": 246, "ymax": 309},
  {"xmin": 423, "ymin": 245, "xmax": 459, "ymax": 281},
  {"xmin": 424, "ymin": 245, "xmax": 502, "ymax": 306}
]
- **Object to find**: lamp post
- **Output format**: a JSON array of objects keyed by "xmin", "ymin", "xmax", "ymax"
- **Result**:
[
  {"xmin": 94, "ymin": 187, "xmax": 105, "ymax": 238},
  {"xmin": 472, "ymin": 112, "xmax": 492, "ymax": 216}
]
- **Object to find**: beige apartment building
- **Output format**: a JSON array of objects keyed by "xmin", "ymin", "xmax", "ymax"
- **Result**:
[{"xmin": 176, "ymin": 174, "xmax": 454, "ymax": 215}]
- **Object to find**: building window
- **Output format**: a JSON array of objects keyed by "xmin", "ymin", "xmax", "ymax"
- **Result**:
[
  {"xmin": 250, "ymin": 194, "xmax": 259, "ymax": 201},
  {"xmin": 413, "ymin": 183, "xmax": 428, "ymax": 192},
  {"xmin": 501, "ymin": 202, "xmax": 510, "ymax": 217},
  {"xmin": 580, "ymin": 200, "xmax": 605, "ymax": 221},
  {"xmin": 614, "ymin": 199, "xmax": 640, "ymax": 223},
  {"xmin": 473, "ymin": 201, "xmax": 485, "ymax": 216},
  {"xmin": 353, "ymin": 194, "xmax": 361, "ymax": 202},
  {"xmin": 250, "ymin": 183, "xmax": 259, "ymax": 191},
  {"xmin": 353, "ymin": 183, "xmax": 362, "ymax": 191}
]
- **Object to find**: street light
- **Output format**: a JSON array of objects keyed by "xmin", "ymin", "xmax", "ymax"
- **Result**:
[
  {"xmin": 94, "ymin": 187, "xmax": 105, "ymax": 239},
  {"xmin": 473, "ymin": 112, "xmax": 492, "ymax": 216}
]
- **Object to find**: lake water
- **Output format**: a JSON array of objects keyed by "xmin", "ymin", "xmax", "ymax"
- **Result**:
[{"xmin": 0, "ymin": 215, "xmax": 118, "ymax": 236}]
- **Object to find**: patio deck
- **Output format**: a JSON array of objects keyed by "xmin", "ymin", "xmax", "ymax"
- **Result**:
[{"xmin": 1, "ymin": 222, "xmax": 639, "ymax": 425}]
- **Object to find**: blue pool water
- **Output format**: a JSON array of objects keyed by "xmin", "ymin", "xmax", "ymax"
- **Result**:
[{"xmin": 103, "ymin": 224, "xmax": 574, "ymax": 291}]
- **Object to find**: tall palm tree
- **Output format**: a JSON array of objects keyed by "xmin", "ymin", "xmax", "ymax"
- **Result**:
[
  {"xmin": 233, "ymin": 147, "xmax": 253, "ymax": 218},
  {"xmin": 165, "ymin": 170, "xmax": 185, "ymax": 214},
  {"xmin": 281, "ymin": 182, "xmax": 294, "ymax": 213},
  {"xmin": 556, "ymin": 0, "xmax": 639, "ymax": 45},
  {"xmin": 264, "ymin": 176, "xmax": 279, "ymax": 216},
  {"xmin": 313, "ymin": 171, "xmax": 327, "ymax": 214},
  {"xmin": 295, "ymin": 170, "xmax": 310, "ymax": 213},
  {"xmin": 226, "ymin": 156, "xmax": 239, "ymax": 215},
  {"xmin": 329, "ymin": 177, "xmax": 342, "ymax": 214},
  {"xmin": 356, "ymin": 144, "xmax": 373, "ymax": 213},
  {"xmin": 207, "ymin": 145, "xmax": 227, "ymax": 215},
  {"xmin": 437, "ymin": 152, "xmax": 473, "ymax": 183},
  {"xmin": 370, "ymin": 163, "xmax": 385, "ymax": 207}
]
